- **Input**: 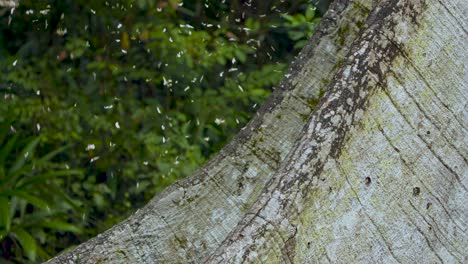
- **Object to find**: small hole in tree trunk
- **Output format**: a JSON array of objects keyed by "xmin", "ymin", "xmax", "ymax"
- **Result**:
[{"xmin": 365, "ymin": 177, "xmax": 371, "ymax": 186}]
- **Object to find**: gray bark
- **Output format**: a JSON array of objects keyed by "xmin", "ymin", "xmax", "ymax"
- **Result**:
[{"xmin": 47, "ymin": 0, "xmax": 467, "ymax": 263}]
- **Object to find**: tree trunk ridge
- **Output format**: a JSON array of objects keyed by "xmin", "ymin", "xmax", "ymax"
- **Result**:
[{"xmin": 47, "ymin": 0, "xmax": 467, "ymax": 263}]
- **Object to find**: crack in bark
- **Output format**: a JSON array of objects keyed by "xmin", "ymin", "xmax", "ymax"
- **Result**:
[
  {"xmin": 384, "ymin": 65, "xmax": 468, "ymax": 167},
  {"xmin": 381, "ymin": 88, "xmax": 468, "ymax": 192},
  {"xmin": 407, "ymin": 200, "xmax": 464, "ymax": 261},
  {"xmin": 154, "ymin": 211, "xmax": 197, "ymax": 260},
  {"xmin": 386, "ymin": 40, "xmax": 468, "ymax": 133},
  {"xmin": 338, "ymin": 160, "xmax": 404, "ymax": 264},
  {"xmin": 398, "ymin": 202, "xmax": 445, "ymax": 263},
  {"xmin": 375, "ymin": 119, "xmax": 467, "ymax": 235},
  {"xmin": 435, "ymin": 0, "xmax": 468, "ymax": 35},
  {"xmin": 205, "ymin": 169, "xmax": 243, "ymax": 210},
  {"xmin": 374, "ymin": 119, "xmax": 464, "ymax": 263}
]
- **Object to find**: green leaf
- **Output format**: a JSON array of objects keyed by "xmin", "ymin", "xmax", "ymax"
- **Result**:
[
  {"xmin": 0, "ymin": 163, "xmax": 33, "ymax": 188},
  {"xmin": 36, "ymin": 244, "xmax": 52, "ymax": 261},
  {"xmin": 47, "ymin": 183, "xmax": 82, "ymax": 210},
  {"xmin": 0, "ymin": 121, "xmax": 11, "ymax": 146},
  {"xmin": 0, "ymin": 229, "xmax": 8, "ymax": 241},
  {"xmin": 288, "ymin": 31, "xmax": 305, "ymax": 41},
  {"xmin": 37, "ymin": 144, "xmax": 70, "ymax": 163},
  {"xmin": 294, "ymin": 40, "xmax": 308, "ymax": 49},
  {"xmin": 17, "ymin": 169, "xmax": 82, "ymax": 189},
  {"xmin": 9, "ymin": 137, "xmax": 40, "ymax": 174},
  {"xmin": 305, "ymin": 6, "xmax": 316, "ymax": 20},
  {"xmin": 34, "ymin": 220, "xmax": 82, "ymax": 233},
  {"xmin": 0, "ymin": 135, "xmax": 17, "ymax": 168},
  {"xmin": 93, "ymin": 192, "xmax": 105, "ymax": 208},
  {"xmin": 13, "ymin": 228, "xmax": 37, "ymax": 261},
  {"xmin": 281, "ymin": 14, "xmax": 295, "ymax": 23},
  {"xmin": 234, "ymin": 49, "xmax": 247, "ymax": 63},
  {"xmin": 0, "ymin": 190, "xmax": 48, "ymax": 209},
  {"xmin": 0, "ymin": 197, "xmax": 11, "ymax": 232}
]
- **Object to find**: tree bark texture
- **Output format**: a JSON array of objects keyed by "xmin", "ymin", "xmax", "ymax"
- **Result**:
[{"xmin": 47, "ymin": 0, "xmax": 467, "ymax": 263}]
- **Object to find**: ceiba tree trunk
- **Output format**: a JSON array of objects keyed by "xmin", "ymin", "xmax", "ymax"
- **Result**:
[{"xmin": 46, "ymin": 0, "xmax": 467, "ymax": 263}]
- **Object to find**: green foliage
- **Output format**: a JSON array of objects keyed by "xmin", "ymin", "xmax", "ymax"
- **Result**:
[
  {"xmin": 282, "ymin": 6, "xmax": 321, "ymax": 49},
  {"xmin": 0, "ymin": 120, "xmax": 83, "ymax": 262},
  {"xmin": 0, "ymin": 0, "xmax": 321, "ymax": 261}
]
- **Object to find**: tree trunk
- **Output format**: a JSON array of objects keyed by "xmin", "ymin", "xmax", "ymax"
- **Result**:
[{"xmin": 47, "ymin": 0, "xmax": 467, "ymax": 263}]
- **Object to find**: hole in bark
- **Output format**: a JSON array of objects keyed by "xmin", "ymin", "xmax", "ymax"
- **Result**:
[
  {"xmin": 365, "ymin": 177, "xmax": 371, "ymax": 186},
  {"xmin": 426, "ymin": 131, "xmax": 430, "ymax": 135},
  {"xmin": 413, "ymin": 187, "xmax": 421, "ymax": 196},
  {"xmin": 426, "ymin": 202, "xmax": 432, "ymax": 209},
  {"xmin": 307, "ymin": 242, "xmax": 311, "ymax": 249}
]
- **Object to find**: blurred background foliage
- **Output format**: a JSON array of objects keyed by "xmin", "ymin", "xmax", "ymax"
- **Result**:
[{"xmin": 0, "ymin": 0, "xmax": 322, "ymax": 262}]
